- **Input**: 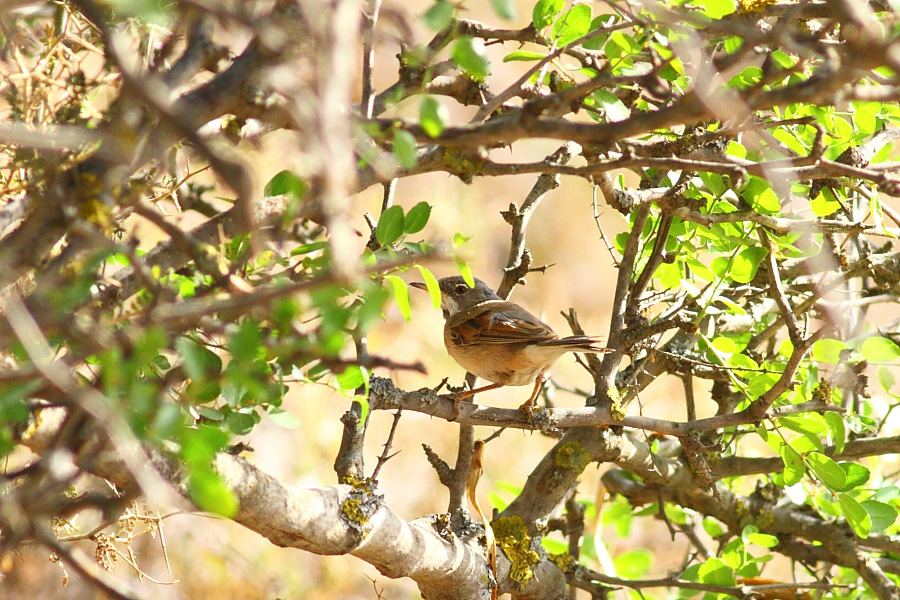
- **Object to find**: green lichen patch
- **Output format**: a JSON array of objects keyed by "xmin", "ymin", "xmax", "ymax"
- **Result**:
[
  {"xmin": 442, "ymin": 148, "xmax": 485, "ymax": 183},
  {"xmin": 554, "ymin": 441, "xmax": 592, "ymax": 474},
  {"xmin": 738, "ymin": 0, "xmax": 776, "ymax": 12},
  {"xmin": 339, "ymin": 476, "xmax": 380, "ymax": 532},
  {"xmin": 341, "ymin": 497, "xmax": 369, "ymax": 525},
  {"xmin": 492, "ymin": 515, "xmax": 539, "ymax": 585},
  {"xmin": 607, "ymin": 387, "xmax": 626, "ymax": 421},
  {"xmin": 548, "ymin": 551, "xmax": 574, "ymax": 573}
]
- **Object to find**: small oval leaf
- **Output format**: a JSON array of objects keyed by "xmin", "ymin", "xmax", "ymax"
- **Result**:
[
  {"xmin": 376, "ymin": 205, "xmax": 405, "ymax": 246},
  {"xmin": 404, "ymin": 201, "xmax": 432, "ymax": 234},
  {"xmin": 806, "ymin": 452, "xmax": 847, "ymax": 491},
  {"xmin": 839, "ymin": 493, "xmax": 871, "ymax": 538}
]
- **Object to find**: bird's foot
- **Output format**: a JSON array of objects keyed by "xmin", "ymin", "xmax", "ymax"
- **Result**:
[{"xmin": 518, "ymin": 400, "xmax": 536, "ymax": 428}]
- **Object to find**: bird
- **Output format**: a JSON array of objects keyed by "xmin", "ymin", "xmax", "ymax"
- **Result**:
[{"xmin": 410, "ymin": 275, "xmax": 608, "ymax": 417}]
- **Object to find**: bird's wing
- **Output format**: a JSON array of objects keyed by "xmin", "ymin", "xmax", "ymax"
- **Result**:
[{"xmin": 447, "ymin": 301, "xmax": 558, "ymax": 345}]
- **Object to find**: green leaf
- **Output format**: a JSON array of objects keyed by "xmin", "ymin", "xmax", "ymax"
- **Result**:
[
  {"xmin": 861, "ymin": 500, "xmax": 898, "ymax": 533},
  {"xmin": 553, "ymin": 4, "xmax": 591, "ymax": 46},
  {"xmin": 854, "ymin": 103, "xmax": 878, "ymax": 136},
  {"xmin": 264, "ymin": 170, "xmax": 308, "ymax": 200},
  {"xmin": 781, "ymin": 445, "xmax": 805, "ymax": 486},
  {"xmin": 504, "ymin": 50, "xmax": 546, "ymax": 62},
  {"xmin": 723, "ymin": 36, "xmax": 742, "ymax": 53},
  {"xmin": 691, "ymin": 0, "xmax": 736, "ymax": 18},
  {"xmin": 336, "ymin": 366, "xmax": 370, "ymax": 395},
  {"xmin": 419, "ymin": 96, "xmax": 448, "ymax": 138},
  {"xmin": 541, "ymin": 537, "xmax": 568, "ymax": 554},
  {"xmin": 229, "ymin": 320, "xmax": 263, "ymax": 363},
  {"xmin": 697, "ymin": 557, "xmax": 735, "ymax": 586},
  {"xmin": 385, "ymin": 275, "xmax": 412, "ymax": 321},
  {"xmin": 404, "ymin": 202, "xmax": 432, "ymax": 234},
  {"xmin": 415, "ymin": 265, "xmax": 442, "ymax": 309},
  {"xmin": 779, "ymin": 415, "xmax": 827, "ymax": 435},
  {"xmin": 825, "ymin": 411, "xmax": 846, "ymax": 454},
  {"xmin": 879, "ymin": 367, "xmax": 900, "ymax": 399},
  {"xmin": 533, "ymin": 0, "xmax": 564, "ymax": 29},
  {"xmin": 356, "ymin": 395, "xmax": 370, "ymax": 428},
  {"xmin": 746, "ymin": 531, "xmax": 779, "ymax": 548},
  {"xmin": 728, "ymin": 66, "xmax": 763, "ymax": 89},
  {"xmin": 741, "ymin": 525, "xmax": 778, "ymax": 548},
  {"xmin": 489, "ymin": 0, "xmax": 517, "ymax": 20},
  {"xmin": 806, "ymin": 452, "xmax": 847, "ymax": 491},
  {"xmin": 181, "ymin": 426, "xmax": 230, "ymax": 466},
  {"xmin": 613, "ymin": 549, "xmax": 652, "ymax": 579},
  {"xmin": 455, "ymin": 259, "xmax": 475, "ymax": 287},
  {"xmin": 771, "ymin": 50, "xmax": 795, "ymax": 69},
  {"xmin": 189, "ymin": 469, "xmax": 238, "ymax": 517},
  {"xmin": 421, "ymin": 0, "xmax": 455, "ymax": 31},
  {"xmin": 225, "ymin": 410, "xmax": 257, "ymax": 435},
  {"xmin": 176, "ymin": 337, "xmax": 222, "ymax": 381},
  {"xmin": 729, "ymin": 247, "xmax": 767, "ymax": 284},
  {"xmin": 860, "ymin": 336, "xmax": 900, "ymax": 362},
  {"xmin": 593, "ymin": 89, "xmax": 630, "ymax": 122},
  {"xmin": 702, "ymin": 518, "xmax": 726, "ymax": 538},
  {"xmin": 196, "ymin": 406, "xmax": 224, "ymax": 421},
  {"xmin": 376, "ymin": 205, "xmax": 405, "ymax": 246},
  {"xmin": 839, "ymin": 493, "xmax": 871, "ymax": 538},
  {"xmin": 812, "ymin": 338, "xmax": 848, "ymax": 365},
  {"xmin": 811, "ymin": 189, "xmax": 842, "ymax": 217},
  {"xmin": 451, "ymin": 37, "xmax": 490, "ymax": 81},
  {"xmin": 392, "ymin": 130, "xmax": 418, "ymax": 169},
  {"xmin": 839, "ymin": 463, "xmax": 871, "ymax": 491},
  {"xmin": 453, "ymin": 232, "xmax": 471, "ymax": 245}
]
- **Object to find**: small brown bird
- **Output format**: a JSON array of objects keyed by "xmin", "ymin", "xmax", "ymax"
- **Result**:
[{"xmin": 411, "ymin": 276, "xmax": 607, "ymax": 415}]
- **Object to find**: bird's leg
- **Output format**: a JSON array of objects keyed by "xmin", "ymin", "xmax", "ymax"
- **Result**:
[
  {"xmin": 518, "ymin": 376, "xmax": 545, "ymax": 427},
  {"xmin": 451, "ymin": 382, "xmax": 505, "ymax": 419}
]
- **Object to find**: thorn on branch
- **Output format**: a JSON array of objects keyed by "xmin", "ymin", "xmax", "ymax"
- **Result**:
[{"xmin": 423, "ymin": 444, "xmax": 454, "ymax": 488}]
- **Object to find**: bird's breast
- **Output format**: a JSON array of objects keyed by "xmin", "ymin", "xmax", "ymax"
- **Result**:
[{"xmin": 443, "ymin": 327, "xmax": 568, "ymax": 385}]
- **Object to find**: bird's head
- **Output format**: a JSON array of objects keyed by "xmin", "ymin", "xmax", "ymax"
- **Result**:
[{"xmin": 410, "ymin": 276, "xmax": 500, "ymax": 318}]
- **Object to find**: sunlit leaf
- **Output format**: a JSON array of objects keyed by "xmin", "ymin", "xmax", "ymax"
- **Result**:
[
  {"xmin": 839, "ymin": 493, "xmax": 871, "ymax": 538},
  {"xmin": 189, "ymin": 469, "xmax": 238, "ymax": 517},
  {"xmin": 385, "ymin": 275, "xmax": 412, "ymax": 321},
  {"xmin": 504, "ymin": 50, "xmax": 546, "ymax": 62},
  {"xmin": 806, "ymin": 452, "xmax": 847, "ymax": 491},
  {"xmin": 451, "ymin": 37, "xmax": 490, "ymax": 81},
  {"xmin": 553, "ymin": 4, "xmax": 591, "ymax": 46},
  {"xmin": 420, "ymin": 96, "xmax": 448, "ymax": 138},
  {"xmin": 533, "ymin": 0, "xmax": 564, "ymax": 29},
  {"xmin": 825, "ymin": 411, "xmax": 846, "ymax": 454},
  {"xmin": 415, "ymin": 265, "xmax": 442, "ymax": 309},
  {"xmin": 781, "ymin": 445, "xmax": 804, "ymax": 486},
  {"xmin": 860, "ymin": 336, "xmax": 900, "ymax": 362},
  {"xmin": 455, "ymin": 259, "xmax": 475, "ymax": 287}
]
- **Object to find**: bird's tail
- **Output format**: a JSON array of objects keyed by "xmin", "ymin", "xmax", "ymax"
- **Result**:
[{"xmin": 540, "ymin": 336, "xmax": 610, "ymax": 353}]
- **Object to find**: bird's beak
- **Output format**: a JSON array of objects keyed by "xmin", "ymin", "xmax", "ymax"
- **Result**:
[{"xmin": 409, "ymin": 282, "xmax": 428, "ymax": 291}]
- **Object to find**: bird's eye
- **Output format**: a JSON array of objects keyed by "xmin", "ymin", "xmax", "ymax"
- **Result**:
[{"xmin": 454, "ymin": 284, "xmax": 469, "ymax": 294}]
